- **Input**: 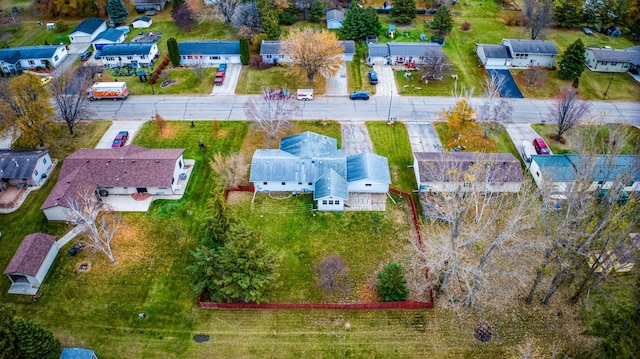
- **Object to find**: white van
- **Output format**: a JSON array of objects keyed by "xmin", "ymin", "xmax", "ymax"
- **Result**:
[
  {"xmin": 521, "ymin": 140, "xmax": 536, "ymax": 162},
  {"xmin": 296, "ymin": 89, "xmax": 314, "ymax": 101}
]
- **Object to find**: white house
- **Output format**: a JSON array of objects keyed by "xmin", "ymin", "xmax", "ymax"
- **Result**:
[
  {"xmin": 367, "ymin": 42, "xmax": 444, "ymax": 66},
  {"xmin": 413, "ymin": 152, "xmax": 524, "ymax": 193},
  {"xmin": 326, "ymin": 9, "xmax": 345, "ymax": 29},
  {"xmin": 0, "ymin": 150, "xmax": 52, "ymax": 187},
  {"xmin": 0, "ymin": 45, "xmax": 68, "ymax": 73},
  {"xmin": 250, "ymin": 132, "xmax": 391, "ymax": 211},
  {"xmin": 178, "ymin": 40, "xmax": 241, "ymax": 67},
  {"xmin": 40, "ymin": 145, "xmax": 185, "ymax": 221},
  {"xmin": 584, "ymin": 46, "xmax": 640, "ymax": 73},
  {"xmin": 476, "ymin": 39, "xmax": 558, "ymax": 68},
  {"xmin": 131, "ymin": 16, "xmax": 153, "ymax": 29},
  {"xmin": 4, "ymin": 233, "xmax": 59, "ymax": 295},
  {"xmin": 68, "ymin": 17, "xmax": 107, "ymax": 43},
  {"xmin": 260, "ymin": 40, "xmax": 355, "ymax": 64},
  {"xmin": 92, "ymin": 28, "xmax": 127, "ymax": 52},
  {"xmin": 134, "ymin": 0, "xmax": 169, "ymax": 11},
  {"xmin": 99, "ymin": 42, "xmax": 159, "ymax": 67}
]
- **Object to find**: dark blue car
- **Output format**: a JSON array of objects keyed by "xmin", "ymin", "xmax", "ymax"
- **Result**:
[{"xmin": 349, "ymin": 91, "xmax": 370, "ymax": 100}]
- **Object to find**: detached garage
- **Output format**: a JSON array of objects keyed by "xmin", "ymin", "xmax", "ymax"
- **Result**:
[
  {"xmin": 4, "ymin": 233, "xmax": 59, "ymax": 295},
  {"xmin": 68, "ymin": 17, "xmax": 107, "ymax": 44}
]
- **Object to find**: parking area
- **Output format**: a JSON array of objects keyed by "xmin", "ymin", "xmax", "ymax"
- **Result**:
[
  {"xmin": 95, "ymin": 121, "xmax": 145, "ymax": 149},
  {"xmin": 326, "ymin": 63, "xmax": 348, "ymax": 96},
  {"xmin": 503, "ymin": 123, "xmax": 553, "ymax": 161},
  {"xmin": 487, "ymin": 69, "xmax": 524, "ymax": 98},
  {"xmin": 341, "ymin": 122, "xmax": 374, "ymax": 155},
  {"xmin": 211, "ymin": 64, "xmax": 241, "ymax": 95},
  {"xmin": 406, "ymin": 123, "xmax": 444, "ymax": 152},
  {"xmin": 372, "ymin": 64, "xmax": 398, "ymax": 96}
]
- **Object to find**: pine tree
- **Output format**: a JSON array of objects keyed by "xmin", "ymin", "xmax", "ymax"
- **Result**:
[
  {"xmin": 377, "ymin": 262, "xmax": 409, "ymax": 302},
  {"xmin": 0, "ymin": 305, "xmax": 19, "ymax": 359},
  {"xmin": 558, "ymin": 38, "xmax": 586, "ymax": 82},
  {"xmin": 167, "ymin": 38, "xmax": 180, "ymax": 67},
  {"xmin": 258, "ymin": 0, "xmax": 281, "ymax": 40},
  {"xmin": 554, "ymin": 0, "xmax": 583, "ymax": 28},
  {"xmin": 341, "ymin": 0, "xmax": 366, "ymax": 40},
  {"xmin": 13, "ymin": 317, "xmax": 60, "ymax": 359},
  {"xmin": 240, "ymin": 38, "xmax": 250, "ymax": 65},
  {"xmin": 309, "ymin": 0, "xmax": 324, "ymax": 22},
  {"xmin": 389, "ymin": 0, "xmax": 416, "ymax": 24},
  {"xmin": 363, "ymin": 6, "xmax": 381, "ymax": 37},
  {"xmin": 107, "ymin": 0, "xmax": 128, "ymax": 24},
  {"xmin": 431, "ymin": 5, "xmax": 453, "ymax": 35}
]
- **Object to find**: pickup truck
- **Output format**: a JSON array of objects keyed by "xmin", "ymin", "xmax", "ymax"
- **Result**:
[{"xmin": 214, "ymin": 71, "xmax": 225, "ymax": 86}]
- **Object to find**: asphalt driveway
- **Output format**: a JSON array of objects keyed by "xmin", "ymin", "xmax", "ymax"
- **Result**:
[{"xmin": 487, "ymin": 69, "xmax": 524, "ymax": 98}]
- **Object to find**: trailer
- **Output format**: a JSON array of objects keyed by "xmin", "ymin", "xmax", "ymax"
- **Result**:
[{"xmin": 87, "ymin": 82, "xmax": 129, "ymax": 101}]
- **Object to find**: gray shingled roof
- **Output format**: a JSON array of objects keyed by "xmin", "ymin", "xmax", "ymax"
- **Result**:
[
  {"xmin": 100, "ymin": 42, "xmax": 156, "ymax": 56},
  {"xmin": 503, "ymin": 39, "xmax": 558, "ymax": 55},
  {"xmin": 346, "ymin": 153, "xmax": 391, "ymax": 184},
  {"xmin": 249, "ymin": 149, "xmax": 313, "ymax": 182},
  {"xmin": 314, "ymin": 168, "xmax": 348, "ymax": 200},
  {"xmin": 94, "ymin": 28, "xmax": 125, "ymax": 42},
  {"xmin": 0, "ymin": 150, "xmax": 49, "ymax": 180},
  {"xmin": 388, "ymin": 42, "xmax": 443, "ymax": 57},
  {"xmin": 478, "ymin": 44, "xmax": 512, "ymax": 58},
  {"xmin": 132, "ymin": 16, "xmax": 152, "ymax": 23},
  {"xmin": 327, "ymin": 9, "xmax": 345, "ymax": 21},
  {"xmin": 532, "ymin": 154, "xmax": 640, "ymax": 182},
  {"xmin": 70, "ymin": 17, "xmax": 105, "ymax": 35},
  {"xmin": 280, "ymin": 131, "xmax": 338, "ymax": 158},
  {"xmin": 414, "ymin": 152, "xmax": 524, "ymax": 183},
  {"xmin": 341, "ymin": 40, "xmax": 355, "ymax": 55},
  {"xmin": 367, "ymin": 43, "xmax": 389, "ymax": 57},
  {"xmin": 260, "ymin": 40, "xmax": 282, "ymax": 56},
  {"xmin": 4, "ymin": 233, "xmax": 56, "ymax": 276},
  {"xmin": 586, "ymin": 47, "xmax": 640, "ymax": 65},
  {"xmin": 0, "ymin": 45, "xmax": 63, "ymax": 63},
  {"xmin": 178, "ymin": 41, "xmax": 240, "ymax": 55}
]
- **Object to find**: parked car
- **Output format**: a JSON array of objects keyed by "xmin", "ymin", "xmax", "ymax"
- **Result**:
[
  {"xmin": 367, "ymin": 71, "xmax": 378, "ymax": 85},
  {"xmin": 94, "ymin": 51, "xmax": 102, "ymax": 59},
  {"xmin": 80, "ymin": 51, "xmax": 93, "ymax": 61},
  {"xmin": 214, "ymin": 72, "xmax": 225, "ymax": 86},
  {"xmin": 218, "ymin": 63, "xmax": 227, "ymax": 72},
  {"xmin": 350, "ymin": 91, "xmax": 370, "ymax": 100},
  {"xmin": 112, "ymin": 131, "xmax": 129, "ymax": 148},
  {"xmin": 532, "ymin": 138, "xmax": 550, "ymax": 155},
  {"xmin": 39, "ymin": 76, "xmax": 52, "ymax": 86}
]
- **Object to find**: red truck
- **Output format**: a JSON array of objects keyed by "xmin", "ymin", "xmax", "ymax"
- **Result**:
[{"xmin": 214, "ymin": 72, "xmax": 225, "ymax": 86}]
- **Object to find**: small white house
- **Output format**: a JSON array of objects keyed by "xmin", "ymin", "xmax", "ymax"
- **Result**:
[
  {"xmin": 0, "ymin": 149, "xmax": 52, "ymax": 187},
  {"xmin": 476, "ymin": 39, "xmax": 558, "ymax": 68},
  {"xmin": 326, "ymin": 9, "xmax": 345, "ymax": 29},
  {"xmin": 131, "ymin": 16, "xmax": 153, "ymax": 29},
  {"xmin": 367, "ymin": 42, "xmax": 444, "ymax": 66},
  {"xmin": 260, "ymin": 40, "xmax": 354, "ymax": 64},
  {"xmin": 584, "ymin": 46, "xmax": 640, "ymax": 73},
  {"xmin": 0, "ymin": 45, "xmax": 68, "ymax": 73},
  {"xmin": 178, "ymin": 41, "xmax": 241, "ymax": 67},
  {"xmin": 99, "ymin": 42, "xmax": 159, "ymax": 67},
  {"xmin": 68, "ymin": 17, "xmax": 107, "ymax": 43},
  {"xmin": 4, "ymin": 233, "xmax": 59, "ymax": 295},
  {"xmin": 92, "ymin": 28, "xmax": 127, "ymax": 52}
]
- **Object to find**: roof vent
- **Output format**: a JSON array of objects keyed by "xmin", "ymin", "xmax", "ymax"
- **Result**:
[
  {"xmin": 120, "ymin": 157, "xmax": 124, "ymax": 163},
  {"xmin": 156, "ymin": 160, "xmax": 159, "ymax": 163}
]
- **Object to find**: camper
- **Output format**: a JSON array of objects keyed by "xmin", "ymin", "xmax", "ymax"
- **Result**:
[
  {"xmin": 87, "ymin": 82, "xmax": 129, "ymax": 101},
  {"xmin": 521, "ymin": 140, "xmax": 536, "ymax": 162},
  {"xmin": 296, "ymin": 89, "xmax": 314, "ymax": 101}
]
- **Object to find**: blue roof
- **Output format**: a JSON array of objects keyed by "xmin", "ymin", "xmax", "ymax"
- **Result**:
[
  {"xmin": 531, "ymin": 155, "xmax": 576, "ymax": 181},
  {"xmin": 133, "ymin": 16, "xmax": 152, "ymax": 23},
  {"xmin": 178, "ymin": 41, "xmax": 240, "ymax": 55},
  {"xmin": 532, "ymin": 154, "xmax": 640, "ymax": 182},
  {"xmin": 100, "ymin": 42, "xmax": 156, "ymax": 56},
  {"xmin": 0, "ymin": 45, "xmax": 63, "ymax": 62},
  {"xmin": 314, "ymin": 168, "xmax": 348, "ymax": 200},
  {"xmin": 280, "ymin": 131, "xmax": 338, "ymax": 158},
  {"xmin": 249, "ymin": 149, "xmax": 314, "ymax": 182},
  {"xmin": 347, "ymin": 153, "xmax": 391, "ymax": 184},
  {"xmin": 60, "ymin": 347, "xmax": 96, "ymax": 359},
  {"xmin": 70, "ymin": 17, "xmax": 105, "ymax": 35},
  {"xmin": 94, "ymin": 28, "xmax": 125, "ymax": 42}
]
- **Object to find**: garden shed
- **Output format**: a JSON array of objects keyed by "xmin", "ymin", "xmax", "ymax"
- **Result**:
[
  {"xmin": 4, "ymin": 233, "xmax": 59, "ymax": 295},
  {"xmin": 326, "ymin": 9, "xmax": 345, "ymax": 29}
]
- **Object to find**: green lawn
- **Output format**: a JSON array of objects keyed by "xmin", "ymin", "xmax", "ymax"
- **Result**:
[
  {"xmin": 366, "ymin": 122, "xmax": 416, "ymax": 192},
  {"xmin": 236, "ymin": 66, "xmax": 327, "ymax": 95},
  {"xmin": 103, "ymin": 67, "xmax": 219, "ymax": 95},
  {"xmin": 531, "ymin": 124, "xmax": 640, "ymax": 155}
]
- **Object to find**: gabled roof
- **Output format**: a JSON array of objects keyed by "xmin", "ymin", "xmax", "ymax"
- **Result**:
[
  {"xmin": 326, "ymin": 9, "xmax": 345, "ymax": 21},
  {"xmin": 414, "ymin": 152, "xmax": 524, "ymax": 183},
  {"xmin": 532, "ymin": 154, "xmax": 640, "ymax": 182},
  {"xmin": 477, "ymin": 44, "xmax": 512, "ymax": 59},
  {"xmin": 132, "ymin": 16, "xmax": 152, "ymax": 23},
  {"xmin": 0, "ymin": 150, "xmax": 49, "ymax": 180},
  {"xmin": 70, "ymin": 17, "xmax": 106, "ymax": 35},
  {"xmin": 586, "ymin": 47, "xmax": 640, "ymax": 65},
  {"xmin": 94, "ymin": 28, "xmax": 126, "ymax": 42},
  {"xmin": 4, "ymin": 233, "xmax": 56, "ymax": 276},
  {"xmin": 368, "ymin": 42, "xmax": 443, "ymax": 57},
  {"xmin": 280, "ymin": 131, "xmax": 339, "ymax": 158},
  {"xmin": 368, "ymin": 43, "xmax": 390, "ymax": 57},
  {"xmin": 99, "ymin": 42, "xmax": 156, "ymax": 56},
  {"xmin": 178, "ymin": 41, "xmax": 240, "ymax": 55},
  {"xmin": 41, "ymin": 145, "xmax": 184, "ymax": 210},
  {"xmin": 341, "ymin": 40, "xmax": 355, "ymax": 55},
  {"xmin": 0, "ymin": 45, "xmax": 64, "ymax": 62},
  {"xmin": 60, "ymin": 348, "xmax": 96, "ymax": 359},
  {"xmin": 249, "ymin": 149, "xmax": 313, "ymax": 182},
  {"xmin": 531, "ymin": 155, "xmax": 576, "ymax": 181},
  {"xmin": 260, "ymin": 40, "xmax": 281, "ymax": 56},
  {"xmin": 314, "ymin": 168, "xmax": 348, "ymax": 200},
  {"xmin": 502, "ymin": 39, "xmax": 558, "ymax": 55},
  {"xmin": 347, "ymin": 153, "xmax": 391, "ymax": 184}
]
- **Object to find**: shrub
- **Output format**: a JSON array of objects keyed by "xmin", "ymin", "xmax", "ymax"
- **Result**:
[
  {"xmin": 377, "ymin": 262, "xmax": 409, "ymax": 302},
  {"xmin": 251, "ymin": 34, "xmax": 269, "ymax": 53},
  {"xmin": 149, "ymin": 76, "xmax": 157, "ymax": 85},
  {"xmin": 54, "ymin": 20, "xmax": 68, "ymax": 32},
  {"xmin": 250, "ymin": 55, "xmax": 273, "ymax": 70},
  {"xmin": 240, "ymin": 38, "xmax": 250, "ymax": 65},
  {"xmin": 461, "ymin": 21, "xmax": 471, "ymax": 31}
]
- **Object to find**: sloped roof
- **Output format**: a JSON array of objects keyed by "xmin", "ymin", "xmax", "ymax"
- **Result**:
[
  {"xmin": 60, "ymin": 348, "xmax": 96, "ymax": 359},
  {"xmin": 70, "ymin": 17, "xmax": 106, "ymax": 35},
  {"xmin": 0, "ymin": 45, "xmax": 64, "ymax": 62},
  {"xmin": 586, "ymin": 47, "xmax": 640, "ymax": 65},
  {"xmin": 367, "ymin": 43, "xmax": 389, "ymax": 57},
  {"xmin": 531, "ymin": 155, "xmax": 577, "ymax": 181},
  {"xmin": 532, "ymin": 154, "xmax": 640, "ymax": 182},
  {"xmin": 260, "ymin": 40, "xmax": 281, "ymax": 56},
  {"xmin": 0, "ymin": 150, "xmax": 49, "ymax": 180},
  {"xmin": 4, "ymin": 233, "xmax": 56, "ymax": 276},
  {"xmin": 347, "ymin": 153, "xmax": 391, "ymax": 184},
  {"xmin": 132, "ymin": 16, "xmax": 152, "ymax": 23},
  {"xmin": 94, "ymin": 28, "xmax": 126, "ymax": 42},
  {"xmin": 314, "ymin": 168, "xmax": 348, "ymax": 200},
  {"xmin": 503, "ymin": 39, "xmax": 558, "ymax": 55},
  {"xmin": 414, "ymin": 152, "xmax": 524, "ymax": 183},
  {"xmin": 477, "ymin": 44, "xmax": 511, "ymax": 58},
  {"xmin": 249, "ymin": 149, "xmax": 313, "ymax": 182},
  {"xmin": 100, "ymin": 42, "xmax": 156, "ymax": 56},
  {"xmin": 388, "ymin": 42, "xmax": 443, "ymax": 57},
  {"xmin": 178, "ymin": 41, "xmax": 240, "ymax": 55},
  {"xmin": 326, "ymin": 9, "xmax": 345, "ymax": 21},
  {"xmin": 41, "ymin": 145, "xmax": 184, "ymax": 210},
  {"xmin": 341, "ymin": 40, "xmax": 355, "ymax": 55},
  {"xmin": 280, "ymin": 131, "xmax": 338, "ymax": 158}
]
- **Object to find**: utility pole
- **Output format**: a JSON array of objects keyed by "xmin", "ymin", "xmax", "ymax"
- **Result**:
[
  {"xmin": 387, "ymin": 90, "xmax": 393, "ymax": 124},
  {"xmin": 603, "ymin": 73, "xmax": 614, "ymax": 100}
]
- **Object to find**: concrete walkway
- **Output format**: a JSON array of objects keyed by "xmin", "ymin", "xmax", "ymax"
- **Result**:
[
  {"xmin": 326, "ymin": 63, "xmax": 348, "ymax": 96},
  {"xmin": 373, "ymin": 64, "xmax": 398, "ymax": 96},
  {"xmin": 406, "ymin": 123, "xmax": 444, "ymax": 152},
  {"xmin": 57, "ymin": 223, "xmax": 87, "ymax": 248}
]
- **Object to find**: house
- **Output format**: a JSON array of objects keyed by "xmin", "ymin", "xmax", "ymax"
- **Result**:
[
  {"xmin": 366, "ymin": 42, "xmax": 444, "ymax": 66},
  {"xmin": 529, "ymin": 154, "xmax": 640, "ymax": 194},
  {"xmin": 413, "ymin": 152, "xmax": 524, "ymax": 193},
  {"xmin": 326, "ymin": 9, "xmax": 345, "ymax": 29},
  {"xmin": 250, "ymin": 132, "xmax": 391, "ymax": 211},
  {"xmin": 0, "ymin": 45, "xmax": 68, "ymax": 73},
  {"xmin": 584, "ymin": 46, "xmax": 640, "ymax": 73},
  {"xmin": 40, "ymin": 145, "xmax": 185, "ymax": 221},
  {"xmin": 134, "ymin": 0, "xmax": 169, "ymax": 11},
  {"xmin": 475, "ymin": 39, "xmax": 558, "ymax": 68},
  {"xmin": 99, "ymin": 42, "xmax": 159, "ymax": 67},
  {"xmin": 178, "ymin": 41, "xmax": 241, "ymax": 67},
  {"xmin": 92, "ymin": 28, "xmax": 127, "ymax": 52},
  {"xmin": 131, "ymin": 16, "xmax": 153, "ymax": 29},
  {"xmin": 68, "ymin": 17, "xmax": 107, "ymax": 43},
  {"xmin": 0, "ymin": 150, "xmax": 52, "ymax": 188},
  {"xmin": 60, "ymin": 348, "xmax": 98, "ymax": 359},
  {"xmin": 260, "ymin": 40, "xmax": 354, "ymax": 64},
  {"xmin": 3, "ymin": 233, "xmax": 59, "ymax": 295}
]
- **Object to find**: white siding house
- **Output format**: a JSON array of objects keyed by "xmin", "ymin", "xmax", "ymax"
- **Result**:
[
  {"xmin": 68, "ymin": 17, "xmax": 107, "ymax": 43},
  {"xmin": 584, "ymin": 46, "xmax": 640, "ymax": 73},
  {"xmin": 260, "ymin": 40, "xmax": 354, "ymax": 64},
  {"xmin": 3, "ymin": 233, "xmax": 59, "ymax": 295},
  {"xmin": 367, "ymin": 42, "xmax": 444, "ymax": 66},
  {"xmin": 132, "ymin": 16, "xmax": 153, "ymax": 28},
  {"xmin": 0, "ymin": 150, "xmax": 52, "ymax": 187},
  {"xmin": 0, "ymin": 45, "xmax": 68, "ymax": 73},
  {"xmin": 476, "ymin": 39, "xmax": 558, "ymax": 68},
  {"xmin": 99, "ymin": 42, "xmax": 159, "ymax": 67},
  {"xmin": 326, "ymin": 9, "xmax": 345, "ymax": 29},
  {"xmin": 178, "ymin": 41, "xmax": 241, "ymax": 67},
  {"xmin": 92, "ymin": 28, "xmax": 127, "ymax": 52}
]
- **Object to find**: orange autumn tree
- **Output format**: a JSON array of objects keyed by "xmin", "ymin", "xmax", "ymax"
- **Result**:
[
  {"xmin": 443, "ymin": 97, "xmax": 476, "ymax": 134},
  {"xmin": 281, "ymin": 28, "xmax": 344, "ymax": 85}
]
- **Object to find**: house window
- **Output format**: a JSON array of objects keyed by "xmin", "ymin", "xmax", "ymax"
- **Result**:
[
  {"xmin": 298, "ymin": 182, "xmax": 302, "ymax": 185},
  {"xmin": 187, "ymin": 55, "xmax": 193, "ymax": 59},
  {"xmin": 281, "ymin": 182, "xmax": 286, "ymax": 185},
  {"xmin": 141, "ymin": 55, "xmax": 146, "ymax": 59},
  {"xmin": 322, "ymin": 200, "xmax": 327, "ymax": 205},
  {"xmin": 623, "ymin": 63, "xmax": 629, "ymax": 68},
  {"xmin": 106, "ymin": 57, "xmax": 115, "ymax": 61},
  {"xmin": 597, "ymin": 180, "xmax": 605, "ymax": 185},
  {"xmin": 602, "ymin": 61, "xmax": 607, "ymax": 65},
  {"xmin": 365, "ymin": 183, "xmax": 372, "ymax": 187},
  {"xmin": 625, "ymin": 180, "xmax": 634, "ymax": 187},
  {"xmin": 210, "ymin": 56, "xmax": 221, "ymax": 60},
  {"xmin": 178, "ymin": 160, "xmax": 182, "ymax": 168},
  {"xmin": 172, "ymin": 178, "xmax": 175, "ymax": 184},
  {"xmin": 536, "ymin": 171, "xmax": 540, "ymax": 177},
  {"xmin": 42, "ymin": 158, "xmax": 47, "ymax": 164},
  {"xmin": 266, "ymin": 55, "xmax": 272, "ymax": 59},
  {"xmin": 54, "ymin": 55, "xmax": 59, "ymax": 61},
  {"xmin": 28, "ymin": 60, "xmax": 35, "ymax": 65},
  {"xmin": 611, "ymin": 62, "xmax": 617, "ymax": 66},
  {"xmin": 335, "ymin": 200, "xmax": 340, "ymax": 205},
  {"xmin": 127, "ymin": 56, "xmax": 133, "ymax": 60},
  {"xmin": 263, "ymin": 182, "xmax": 268, "ymax": 185},
  {"xmin": 35, "ymin": 170, "xmax": 39, "ymax": 176},
  {"xmin": 329, "ymin": 200, "xmax": 334, "ymax": 205},
  {"xmin": 308, "ymin": 182, "xmax": 312, "ymax": 186}
]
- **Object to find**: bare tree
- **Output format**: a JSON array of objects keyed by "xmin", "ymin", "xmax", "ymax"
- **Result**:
[
  {"xmin": 478, "ymin": 75, "xmax": 513, "ymax": 138},
  {"xmin": 191, "ymin": 56, "xmax": 205, "ymax": 82},
  {"xmin": 419, "ymin": 48, "xmax": 451, "ymax": 83},
  {"xmin": 232, "ymin": 2, "xmax": 261, "ymax": 39},
  {"xmin": 212, "ymin": 0, "xmax": 241, "ymax": 24},
  {"xmin": 522, "ymin": 0, "xmax": 554, "ymax": 39},
  {"xmin": 153, "ymin": 113, "xmax": 166, "ymax": 134},
  {"xmin": 523, "ymin": 66, "xmax": 546, "ymax": 87},
  {"xmin": 280, "ymin": 28, "xmax": 345, "ymax": 85},
  {"xmin": 315, "ymin": 254, "xmax": 351, "ymax": 298},
  {"xmin": 245, "ymin": 87, "xmax": 299, "ymax": 146},
  {"xmin": 66, "ymin": 187, "xmax": 121, "ymax": 263},
  {"xmin": 210, "ymin": 152, "xmax": 248, "ymax": 187},
  {"xmin": 50, "ymin": 66, "xmax": 97, "ymax": 135},
  {"xmin": 548, "ymin": 86, "xmax": 590, "ymax": 141}
]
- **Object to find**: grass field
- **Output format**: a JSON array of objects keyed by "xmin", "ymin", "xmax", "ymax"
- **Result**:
[
  {"xmin": 366, "ymin": 122, "xmax": 416, "ymax": 192},
  {"xmin": 433, "ymin": 121, "xmax": 519, "ymax": 156},
  {"xmin": 236, "ymin": 66, "xmax": 327, "ymax": 95},
  {"xmin": 101, "ymin": 67, "xmax": 219, "ymax": 95}
]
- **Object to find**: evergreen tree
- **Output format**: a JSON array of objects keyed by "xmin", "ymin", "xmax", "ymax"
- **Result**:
[
  {"xmin": 167, "ymin": 37, "xmax": 180, "ymax": 67},
  {"xmin": 558, "ymin": 38, "xmax": 586, "ymax": 82},
  {"xmin": 363, "ymin": 6, "xmax": 381, "ymax": 37},
  {"xmin": 199, "ymin": 187, "xmax": 234, "ymax": 249},
  {"xmin": 107, "ymin": 0, "xmax": 128, "ymax": 24},
  {"xmin": 0, "ymin": 305, "xmax": 19, "ymax": 359},
  {"xmin": 341, "ymin": 0, "xmax": 366, "ymax": 40},
  {"xmin": 431, "ymin": 5, "xmax": 453, "ymax": 35},
  {"xmin": 554, "ymin": 0, "xmax": 583, "ymax": 28},
  {"xmin": 389, "ymin": 0, "xmax": 416, "ymax": 24},
  {"xmin": 377, "ymin": 262, "xmax": 409, "ymax": 302},
  {"xmin": 13, "ymin": 317, "xmax": 60, "ymax": 359},
  {"xmin": 309, "ymin": 0, "xmax": 324, "ymax": 22},
  {"xmin": 258, "ymin": 0, "xmax": 281, "ymax": 39},
  {"xmin": 240, "ymin": 38, "xmax": 250, "ymax": 65}
]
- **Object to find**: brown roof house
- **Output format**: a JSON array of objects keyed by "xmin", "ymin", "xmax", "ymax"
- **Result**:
[
  {"xmin": 41, "ymin": 145, "xmax": 185, "ymax": 221},
  {"xmin": 413, "ymin": 152, "xmax": 524, "ymax": 193},
  {"xmin": 4, "ymin": 233, "xmax": 59, "ymax": 295}
]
